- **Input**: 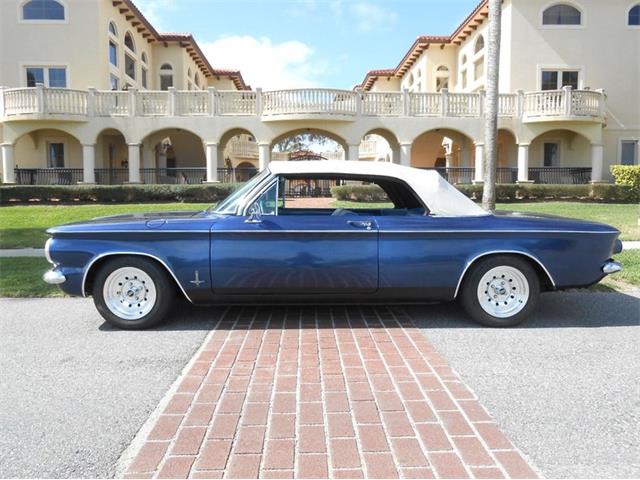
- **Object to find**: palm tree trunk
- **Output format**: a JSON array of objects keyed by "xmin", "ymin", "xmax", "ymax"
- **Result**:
[{"xmin": 482, "ymin": 0, "xmax": 502, "ymax": 211}]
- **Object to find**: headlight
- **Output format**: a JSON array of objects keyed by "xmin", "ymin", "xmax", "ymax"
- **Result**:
[{"xmin": 44, "ymin": 238, "xmax": 54, "ymax": 264}]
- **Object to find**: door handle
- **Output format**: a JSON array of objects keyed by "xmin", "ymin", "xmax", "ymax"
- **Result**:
[{"xmin": 348, "ymin": 220, "xmax": 374, "ymax": 231}]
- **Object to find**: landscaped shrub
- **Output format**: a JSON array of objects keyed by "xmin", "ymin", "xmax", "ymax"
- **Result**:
[
  {"xmin": 611, "ymin": 165, "xmax": 640, "ymax": 195},
  {"xmin": 0, "ymin": 183, "xmax": 237, "ymax": 204},
  {"xmin": 331, "ymin": 184, "xmax": 389, "ymax": 202}
]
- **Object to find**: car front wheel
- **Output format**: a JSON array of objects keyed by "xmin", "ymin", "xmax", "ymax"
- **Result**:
[
  {"xmin": 459, "ymin": 255, "xmax": 540, "ymax": 327},
  {"xmin": 93, "ymin": 256, "xmax": 174, "ymax": 329}
]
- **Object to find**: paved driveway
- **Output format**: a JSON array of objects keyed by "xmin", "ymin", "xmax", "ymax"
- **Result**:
[
  {"xmin": 412, "ymin": 289, "xmax": 640, "ymax": 478},
  {"xmin": 1, "ymin": 290, "xmax": 638, "ymax": 478},
  {"xmin": 0, "ymin": 298, "xmax": 217, "ymax": 478}
]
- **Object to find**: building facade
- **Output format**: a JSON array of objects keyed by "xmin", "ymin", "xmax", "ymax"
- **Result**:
[{"xmin": 1, "ymin": 0, "xmax": 638, "ymax": 185}]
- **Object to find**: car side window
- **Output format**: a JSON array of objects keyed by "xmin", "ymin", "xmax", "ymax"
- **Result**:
[{"xmin": 251, "ymin": 179, "xmax": 281, "ymax": 216}]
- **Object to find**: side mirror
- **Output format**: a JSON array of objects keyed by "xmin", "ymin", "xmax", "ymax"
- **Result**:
[{"xmin": 245, "ymin": 204, "xmax": 262, "ymax": 224}]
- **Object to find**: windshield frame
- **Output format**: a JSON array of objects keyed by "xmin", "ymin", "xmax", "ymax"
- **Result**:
[{"xmin": 210, "ymin": 169, "xmax": 271, "ymax": 215}]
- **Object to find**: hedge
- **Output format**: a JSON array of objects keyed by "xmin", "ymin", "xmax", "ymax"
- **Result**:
[
  {"xmin": 611, "ymin": 165, "xmax": 640, "ymax": 195},
  {"xmin": 0, "ymin": 183, "xmax": 237, "ymax": 204},
  {"xmin": 330, "ymin": 183, "xmax": 638, "ymax": 203},
  {"xmin": 1, "ymin": 181, "xmax": 637, "ymax": 205}
]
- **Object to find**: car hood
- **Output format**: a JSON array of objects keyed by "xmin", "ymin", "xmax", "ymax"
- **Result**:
[{"xmin": 47, "ymin": 210, "xmax": 223, "ymax": 235}]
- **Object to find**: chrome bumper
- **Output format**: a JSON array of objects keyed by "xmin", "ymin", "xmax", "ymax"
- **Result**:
[
  {"xmin": 602, "ymin": 261, "xmax": 622, "ymax": 275},
  {"xmin": 43, "ymin": 269, "xmax": 66, "ymax": 285}
]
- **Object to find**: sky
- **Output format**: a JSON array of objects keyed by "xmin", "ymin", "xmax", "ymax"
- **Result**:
[{"xmin": 135, "ymin": 0, "xmax": 481, "ymax": 90}]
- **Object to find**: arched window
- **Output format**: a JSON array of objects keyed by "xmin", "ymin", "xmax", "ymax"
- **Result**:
[
  {"xmin": 542, "ymin": 4, "xmax": 582, "ymax": 25},
  {"xmin": 435, "ymin": 66, "xmax": 450, "ymax": 92},
  {"xmin": 461, "ymin": 54, "xmax": 467, "ymax": 65},
  {"xmin": 124, "ymin": 32, "xmax": 135, "ymax": 52},
  {"xmin": 108, "ymin": 21, "xmax": 117, "ymax": 36},
  {"xmin": 187, "ymin": 67, "xmax": 192, "ymax": 78},
  {"xmin": 195, "ymin": 73, "xmax": 200, "ymax": 88},
  {"xmin": 474, "ymin": 35, "xmax": 485, "ymax": 53},
  {"xmin": 629, "ymin": 4, "xmax": 640, "ymax": 25},
  {"xmin": 160, "ymin": 63, "xmax": 174, "ymax": 90},
  {"xmin": 22, "ymin": 0, "xmax": 65, "ymax": 20},
  {"xmin": 141, "ymin": 52, "xmax": 147, "ymax": 64}
]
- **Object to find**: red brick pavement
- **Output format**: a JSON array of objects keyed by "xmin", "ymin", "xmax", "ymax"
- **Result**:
[{"xmin": 123, "ymin": 306, "xmax": 538, "ymax": 479}]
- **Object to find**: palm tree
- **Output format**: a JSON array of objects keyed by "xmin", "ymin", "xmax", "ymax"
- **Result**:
[{"xmin": 482, "ymin": 0, "xmax": 502, "ymax": 211}]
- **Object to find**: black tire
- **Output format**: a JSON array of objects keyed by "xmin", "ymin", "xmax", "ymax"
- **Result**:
[
  {"xmin": 92, "ymin": 256, "xmax": 175, "ymax": 330},
  {"xmin": 459, "ymin": 255, "xmax": 540, "ymax": 327}
]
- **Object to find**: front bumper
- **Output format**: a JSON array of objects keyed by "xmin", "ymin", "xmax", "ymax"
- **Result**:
[
  {"xmin": 43, "ymin": 269, "xmax": 66, "ymax": 285},
  {"xmin": 602, "ymin": 261, "xmax": 622, "ymax": 275}
]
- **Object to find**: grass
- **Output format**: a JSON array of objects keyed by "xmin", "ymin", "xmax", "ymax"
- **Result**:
[
  {"xmin": 0, "ymin": 203, "xmax": 210, "ymax": 249},
  {"xmin": 0, "ymin": 257, "xmax": 63, "ymax": 297}
]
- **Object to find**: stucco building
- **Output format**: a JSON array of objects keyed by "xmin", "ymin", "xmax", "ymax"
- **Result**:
[{"xmin": 1, "ymin": 0, "xmax": 638, "ymax": 185}]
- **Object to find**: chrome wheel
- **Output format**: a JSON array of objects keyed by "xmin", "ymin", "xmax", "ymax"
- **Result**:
[
  {"xmin": 477, "ymin": 266, "xmax": 529, "ymax": 318},
  {"xmin": 103, "ymin": 267, "xmax": 157, "ymax": 321}
]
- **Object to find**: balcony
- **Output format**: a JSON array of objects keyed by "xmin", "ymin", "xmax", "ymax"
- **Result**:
[
  {"xmin": 0, "ymin": 85, "xmax": 606, "ymax": 123},
  {"xmin": 11, "ymin": 166, "xmax": 592, "ymax": 186}
]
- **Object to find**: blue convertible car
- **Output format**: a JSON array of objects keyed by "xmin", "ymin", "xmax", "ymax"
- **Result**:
[{"xmin": 44, "ymin": 161, "xmax": 622, "ymax": 329}]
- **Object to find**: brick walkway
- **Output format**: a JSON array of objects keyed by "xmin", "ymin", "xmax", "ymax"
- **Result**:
[{"xmin": 123, "ymin": 307, "xmax": 537, "ymax": 479}]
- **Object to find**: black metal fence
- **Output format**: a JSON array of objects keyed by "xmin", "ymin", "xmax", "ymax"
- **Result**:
[{"xmin": 12, "ymin": 166, "xmax": 593, "ymax": 185}]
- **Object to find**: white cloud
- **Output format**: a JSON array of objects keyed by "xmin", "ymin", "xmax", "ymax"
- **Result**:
[
  {"xmin": 350, "ymin": 2, "xmax": 398, "ymax": 32},
  {"xmin": 133, "ymin": 0, "xmax": 177, "ymax": 31},
  {"xmin": 201, "ymin": 35, "xmax": 332, "ymax": 89}
]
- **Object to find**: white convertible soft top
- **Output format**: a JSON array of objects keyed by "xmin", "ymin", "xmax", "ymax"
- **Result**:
[{"xmin": 268, "ymin": 160, "xmax": 489, "ymax": 217}]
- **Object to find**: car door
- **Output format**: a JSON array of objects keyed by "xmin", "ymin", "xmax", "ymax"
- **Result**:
[{"xmin": 210, "ymin": 178, "xmax": 379, "ymax": 295}]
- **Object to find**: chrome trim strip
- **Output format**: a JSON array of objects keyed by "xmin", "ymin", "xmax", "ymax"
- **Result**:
[
  {"xmin": 213, "ymin": 230, "xmax": 377, "ymax": 234},
  {"xmin": 44, "ymin": 238, "xmax": 53, "ymax": 264},
  {"xmin": 453, "ymin": 250, "xmax": 556, "ymax": 298},
  {"xmin": 81, "ymin": 251, "xmax": 194, "ymax": 303},
  {"xmin": 48, "ymin": 230, "xmax": 211, "ymax": 234},
  {"xmin": 43, "ymin": 269, "xmax": 66, "ymax": 285},
  {"xmin": 381, "ymin": 230, "xmax": 619, "ymax": 234}
]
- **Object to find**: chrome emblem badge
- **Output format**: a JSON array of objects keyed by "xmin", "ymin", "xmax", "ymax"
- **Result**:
[{"xmin": 189, "ymin": 270, "xmax": 205, "ymax": 286}]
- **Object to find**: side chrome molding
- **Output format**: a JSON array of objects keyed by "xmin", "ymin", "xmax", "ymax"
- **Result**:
[
  {"xmin": 453, "ymin": 250, "xmax": 556, "ymax": 298},
  {"xmin": 81, "ymin": 251, "xmax": 194, "ymax": 303}
]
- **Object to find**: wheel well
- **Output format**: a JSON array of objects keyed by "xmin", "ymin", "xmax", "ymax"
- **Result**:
[
  {"xmin": 456, "ymin": 252, "xmax": 555, "ymax": 297},
  {"xmin": 83, "ymin": 253, "xmax": 185, "ymax": 299}
]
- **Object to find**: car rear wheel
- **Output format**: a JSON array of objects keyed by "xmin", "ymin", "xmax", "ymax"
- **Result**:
[
  {"xmin": 93, "ymin": 256, "xmax": 174, "ymax": 329},
  {"xmin": 459, "ymin": 255, "xmax": 540, "ymax": 327}
]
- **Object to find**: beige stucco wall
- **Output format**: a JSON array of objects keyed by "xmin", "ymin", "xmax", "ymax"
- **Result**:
[
  {"xmin": 14, "ymin": 129, "xmax": 83, "ymax": 168},
  {"xmin": 529, "ymin": 130, "xmax": 592, "ymax": 168}
]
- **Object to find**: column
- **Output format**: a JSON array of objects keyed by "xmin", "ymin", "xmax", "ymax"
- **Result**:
[
  {"xmin": 81, "ymin": 144, "xmax": 96, "ymax": 184},
  {"xmin": 590, "ymin": 143, "xmax": 605, "ymax": 183},
  {"xmin": 205, "ymin": 142, "xmax": 219, "ymax": 183},
  {"xmin": 445, "ymin": 153, "xmax": 454, "ymax": 169},
  {"xmin": 399, "ymin": 142, "xmax": 412, "ymax": 167},
  {"xmin": 258, "ymin": 143, "xmax": 270, "ymax": 171},
  {"xmin": 1, "ymin": 143, "xmax": 15, "ymax": 184},
  {"xmin": 473, "ymin": 142, "xmax": 484, "ymax": 183},
  {"xmin": 347, "ymin": 144, "xmax": 360, "ymax": 161},
  {"xmin": 516, "ymin": 144, "xmax": 532, "ymax": 183},
  {"xmin": 391, "ymin": 145, "xmax": 401, "ymax": 164},
  {"xmin": 127, "ymin": 143, "xmax": 141, "ymax": 183}
]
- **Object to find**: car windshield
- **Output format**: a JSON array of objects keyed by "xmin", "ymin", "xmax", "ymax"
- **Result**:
[{"xmin": 211, "ymin": 169, "xmax": 270, "ymax": 214}]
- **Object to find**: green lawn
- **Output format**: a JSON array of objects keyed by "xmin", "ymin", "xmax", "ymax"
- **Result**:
[
  {"xmin": 0, "ymin": 203, "xmax": 210, "ymax": 249},
  {"xmin": 0, "ymin": 257, "xmax": 63, "ymax": 297}
]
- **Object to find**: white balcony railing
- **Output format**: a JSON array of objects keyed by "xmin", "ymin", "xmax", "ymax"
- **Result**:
[
  {"xmin": 227, "ymin": 138, "xmax": 259, "ymax": 158},
  {"xmin": 0, "ymin": 84, "xmax": 606, "ymax": 122}
]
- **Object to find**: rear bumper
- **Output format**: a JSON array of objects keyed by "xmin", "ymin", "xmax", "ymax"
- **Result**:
[
  {"xmin": 43, "ymin": 269, "xmax": 66, "ymax": 285},
  {"xmin": 602, "ymin": 261, "xmax": 622, "ymax": 275}
]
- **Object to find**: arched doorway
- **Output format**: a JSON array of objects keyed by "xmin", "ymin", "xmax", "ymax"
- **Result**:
[
  {"xmin": 96, "ymin": 128, "xmax": 128, "ymax": 184},
  {"xmin": 13, "ymin": 128, "xmax": 83, "ymax": 184},
  {"xmin": 218, "ymin": 128, "xmax": 259, "ymax": 182},
  {"xmin": 529, "ymin": 129, "xmax": 592, "ymax": 183},
  {"xmin": 411, "ymin": 128, "xmax": 475, "ymax": 184},
  {"xmin": 141, "ymin": 128, "xmax": 205, "ymax": 184},
  {"xmin": 360, "ymin": 129, "xmax": 399, "ymax": 163},
  {"xmin": 271, "ymin": 128, "xmax": 347, "ymax": 162},
  {"xmin": 497, "ymin": 129, "xmax": 518, "ymax": 183}
]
